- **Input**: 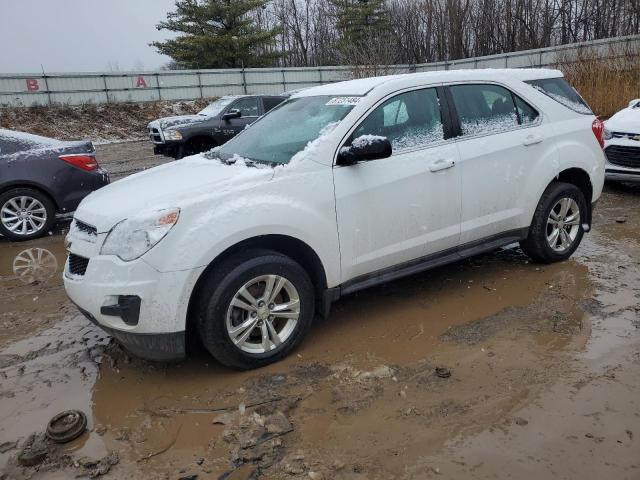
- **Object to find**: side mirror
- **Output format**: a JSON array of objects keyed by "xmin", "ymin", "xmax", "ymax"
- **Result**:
[
  {"xmin": 337, "ymin": 135, "xmax": 392, "ymax": 166},
  {"xmin": 629, "ymin": 99, "xmax": 640, "ymax": 108},
  {"xmin": 222, "ymin": 109, "xmax": 241, "ymax": 121}
]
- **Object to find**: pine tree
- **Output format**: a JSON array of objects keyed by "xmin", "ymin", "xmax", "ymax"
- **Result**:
[
  {"xmin": 330, "ymin": 0, "xmax": 389, "ymax": 46},
  {"xmin": 152, "ymin": 0, "xmax": 281, "ymax": 69}
]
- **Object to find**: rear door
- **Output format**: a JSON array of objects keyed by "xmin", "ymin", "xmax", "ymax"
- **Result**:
[
  {"xmin": 334, "ymin": 86, "xmax": 462, "ymax": 283},
  {"xmin": 447, "ymin": 82, "xmax": 556, "ymax": 245}
]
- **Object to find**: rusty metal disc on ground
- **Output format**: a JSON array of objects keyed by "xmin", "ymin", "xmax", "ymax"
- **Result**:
[
  {"xmin": 46, "ymin": 410, "xmax": 87, "ymax": 443},
  {"xmin": 435, "ymin": 367, "xmax": 452, "ymax": 378}
]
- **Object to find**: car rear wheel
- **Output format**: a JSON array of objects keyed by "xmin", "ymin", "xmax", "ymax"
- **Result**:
[
  {"xmin": 519, "ymin": 182, "xmax": 587, "ymax": 263},
  {"xmin": 196, "ymin": 249, "xmax": 315, "ymax": 369},
  {"xmin": 0, "ymin": 188, "xmax": 56, "ymax": 241}
]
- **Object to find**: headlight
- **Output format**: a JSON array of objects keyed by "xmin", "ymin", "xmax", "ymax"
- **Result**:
[
  {"xmin": 164, "ymin": 129, "xmax": 183, "ymax": 141},
  {"xmin": 603, "ymin": 127, "xmax": 612, "ymax": 140},
  {"xmin": 101, "ymin": 208, "xmax": 180, "ymax": 261}
]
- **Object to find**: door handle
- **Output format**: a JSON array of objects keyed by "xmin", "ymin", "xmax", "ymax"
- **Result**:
[
  {"xmin": 429, "ymin": 158, "xmax": 456, "ymax": 172},
  {"xmin": 523, "ymin": 134, "xmax": 543, "ymax": 146}
]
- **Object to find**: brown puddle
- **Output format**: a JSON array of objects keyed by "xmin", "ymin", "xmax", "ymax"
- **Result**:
[{"xmin": 82, "ymin": 247, "xmax": 593, "ymax": 478}]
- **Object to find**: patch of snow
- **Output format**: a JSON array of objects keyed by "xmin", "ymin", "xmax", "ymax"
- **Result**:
[
  {"xmin": 0, "ymin": 128, "xmax": 63, "ymax": 150},
  {"xmin": 391, "ymin": 123, "xmax": 444, "ymax": 150},
  {"xmin": 351, "ymin": 134, "xmax": 386, "ymax": 148},
  {"xmin": 460, "ymin": 114, "xmax": 518, "ymax": 136},
  {"xmin": 530, "ymin": 86, "xmax": 592, "ymax": 115},
  {"xmin": 286, "ymin": 121, "xmax": 340, "ymax": 167}
]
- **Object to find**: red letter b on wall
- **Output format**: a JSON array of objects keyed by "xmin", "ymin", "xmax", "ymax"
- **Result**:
[{"xmin": 26, "ymin": 79, "xmax": 40, "ymax": 91}]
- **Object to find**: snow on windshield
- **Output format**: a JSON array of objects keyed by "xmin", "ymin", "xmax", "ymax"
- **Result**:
[
  {"xmin": 198, "ymin": 96, "xmax": 237, "ymax": 116},
  {"xmin": 217, "ymin": 96, "xmax": 356, "ymax": 165}
]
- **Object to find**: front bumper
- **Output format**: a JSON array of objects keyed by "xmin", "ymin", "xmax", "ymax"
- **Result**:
[
  {"xmin": 64, "ymin": 252, "xmax": 203, "ymax": 362},
  {"xmin": 75, "ymin": 305, "xmax": 185, "ymax": 361}
]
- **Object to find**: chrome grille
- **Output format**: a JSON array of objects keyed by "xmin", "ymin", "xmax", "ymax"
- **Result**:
[
  {"xmin": 74, "ymin": 220, "xmax": 97, "ymax": 237},
  {"xmin": 148, "ymin": 127, "xmax": 164, "ymax": 144},
  {"xmin": 605, "ymin": 145, "xmax": 640, "ymax": 169},
  {"xmin": 611, "ymin": 131, "xmax": 640, "ymax": 141}
]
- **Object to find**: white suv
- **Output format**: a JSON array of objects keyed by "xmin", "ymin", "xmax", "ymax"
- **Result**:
[{"xmin": 64, "ymin": 69, "xmax": 605, "ymax": 369}]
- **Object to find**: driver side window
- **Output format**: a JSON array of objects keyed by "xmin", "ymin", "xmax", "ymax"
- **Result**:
[
  {"xmin": 353, "ymin": 88, "xmax": 444, "ymax": 152},
  {"xmin": 231, "ymin": 97, "xmax": 260, "ymax": 117}
]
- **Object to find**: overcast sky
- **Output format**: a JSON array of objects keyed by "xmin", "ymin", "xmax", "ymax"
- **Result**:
[{"xmin": 0, "ymin": 0, "xmax": 178, "ymax": 73}]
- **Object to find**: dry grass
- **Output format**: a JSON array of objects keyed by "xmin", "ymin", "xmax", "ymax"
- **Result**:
[
  {"xmin": 0, "ymin": 98, "xmax": 213, "ymax": 142},
  {"xmin": 555, "ymin": 44, "xmax": 640, "ymax": 118}
]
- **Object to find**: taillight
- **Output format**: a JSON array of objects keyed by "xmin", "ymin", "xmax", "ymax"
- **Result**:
[
  {"xmin": 591, "ymin": 118, "xmax": 605, "ymax": 149},
  {"xmin": 59, "ymin": 154, "xmax": 98, "ymax": 171}
]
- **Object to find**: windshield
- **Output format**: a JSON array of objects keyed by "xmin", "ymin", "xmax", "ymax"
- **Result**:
[
  {"xmin": 216, "ymin": 95, "xmax": 359, "ymax": 164},
  {"xmin": 198, "ymin": 97, "xmax": 237, "ymax": 116}
]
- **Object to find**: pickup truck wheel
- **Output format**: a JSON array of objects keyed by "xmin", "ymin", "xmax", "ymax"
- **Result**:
[
  {"xmin": 520, "ymin": 182, "xmax": 587, "ymax": 263},
  {"xmin": 0, "ymin": 188, "xmax": 56, "ymax": 241},
  {"xmin": 196, "ymin": 249, "xmax": 315, "ymax": 370}
]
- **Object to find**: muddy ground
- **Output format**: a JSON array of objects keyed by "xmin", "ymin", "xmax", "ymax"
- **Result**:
[{"xmin": 1, "ymin": 142, "xmax": 639, "ymax": 479}]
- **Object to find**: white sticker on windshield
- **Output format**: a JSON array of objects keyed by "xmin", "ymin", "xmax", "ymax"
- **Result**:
[{"xmin": 326, "ymin": 97, "xmax": 361, "ymax": 106}]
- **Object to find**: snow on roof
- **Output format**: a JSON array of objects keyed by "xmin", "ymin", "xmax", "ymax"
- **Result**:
[
  {"xmin": 0, "ymin": 129, "xmax": 63, "ymax": 148},
  {"xmin": 294, "ymin": 68, "xmax": 563, "ymax": 97}
]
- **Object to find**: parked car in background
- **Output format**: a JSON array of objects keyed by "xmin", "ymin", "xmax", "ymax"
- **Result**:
[
  {"xmin": 604, "ymin": 98, "xmax": 640, "ymax": 182},
  {"xmin": 66, "ymin": 68, "xmax": 604, "ymax": 369},
  {"xmin": 147, "ymin": 95, "xmax": 286, "ymax": 159},
  {"xmin": 0, "ymin": 129, "xmax": 109, "ymax": 241}
]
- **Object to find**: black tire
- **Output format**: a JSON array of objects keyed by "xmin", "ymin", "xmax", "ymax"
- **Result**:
[
  {"xmin": 0, "ymin": 188, "xmax": 56, "ymax": 241},
  {"xmin": 196, "ymin": 248, "xmax": 315, "ymax": 370},
  {"xmin": 520, "ymin": 182, "xmax": 587, "ymax": 263}
]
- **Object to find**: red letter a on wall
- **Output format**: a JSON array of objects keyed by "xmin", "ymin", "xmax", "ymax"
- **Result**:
[{"xmin": 135, "ymin": 76, "xmax": 147, "ymax": 88}]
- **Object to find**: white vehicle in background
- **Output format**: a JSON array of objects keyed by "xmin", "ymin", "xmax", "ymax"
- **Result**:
[
  {"xmin": 64, "ymin": 68, "xmax": 605, "ymax": 369},
  {"xmin": 604, "ymin": 99, "xmax": 640, "ymax": 182}
]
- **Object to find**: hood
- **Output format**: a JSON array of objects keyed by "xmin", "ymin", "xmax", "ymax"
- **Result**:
[
  {"xmin": 74, "ymin": 155, "xmax": 274, "ymax": 233},
  {"xmin": 605, "ymin": 105, "xmax": 640, "ymax": 134},
  {"xmin": 149, "ymin": 114, "xmax": 209, "ymax": 130}
]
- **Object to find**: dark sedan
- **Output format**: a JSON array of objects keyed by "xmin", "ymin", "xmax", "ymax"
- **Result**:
[
  {"xmin": 147, "ymin": 95, "xmax": 286, "ymax": 159},
  {"xmin": 0, "ymin": 129, "xmax": 109, "ymax": 241}
]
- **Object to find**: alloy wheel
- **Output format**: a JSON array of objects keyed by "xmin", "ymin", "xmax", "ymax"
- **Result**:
[
  {"xmin": 225, "ymin": 274, "xmax": 301, "ymax": 354},
  {"xmin": 1, "ymin": 196, "xmax": 48, "ymax": 236},
  {"xmin": 546, "ymin": 197, "xmax": 580, "ymax": 252}
]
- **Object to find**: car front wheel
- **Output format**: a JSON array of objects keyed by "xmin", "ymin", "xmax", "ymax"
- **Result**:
[
  {"xmin": 520, "ymin": 182, "xmax": 587, "ymax": 263},
  {"xmin": 196, "ymin": 249, "xmax": 315, "ymax": 369}
]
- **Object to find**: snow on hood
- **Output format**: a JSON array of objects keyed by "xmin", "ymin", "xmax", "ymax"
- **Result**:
[
  {"xmin": 605, "ymin": 103, "xmax": 640, "ymax": 133},
  {"xmin": 75, "ymin": 155, "xmax": 274, "ymax": 232},
  {"xmin": 149, "ymin": 115, "xmax": 208, "ymax": 130}
]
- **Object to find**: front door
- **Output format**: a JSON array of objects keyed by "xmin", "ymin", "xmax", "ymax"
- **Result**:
[
  {"xmin": 333, "ymin": 87, "xmax": 462, "ymax": 283},
  {"xmin": 220, "ymin": 97, "xmax": 261, "ymax": 141}
]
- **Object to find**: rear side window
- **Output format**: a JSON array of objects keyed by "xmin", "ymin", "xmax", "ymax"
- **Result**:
[
  {"xmin": 525, "ymin": 77, "xmax": 592, "ymax": 115},
  {"xmin": 353, "ymin": 88, "xmax": 444, "ymax": 152},
  {"xmin": 263, "ymin": 97, "xmax": 285, "ymax": 112},
  {"xmin": 450, "ymin": 84, "xmax": 520, "ymax": 136}
]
